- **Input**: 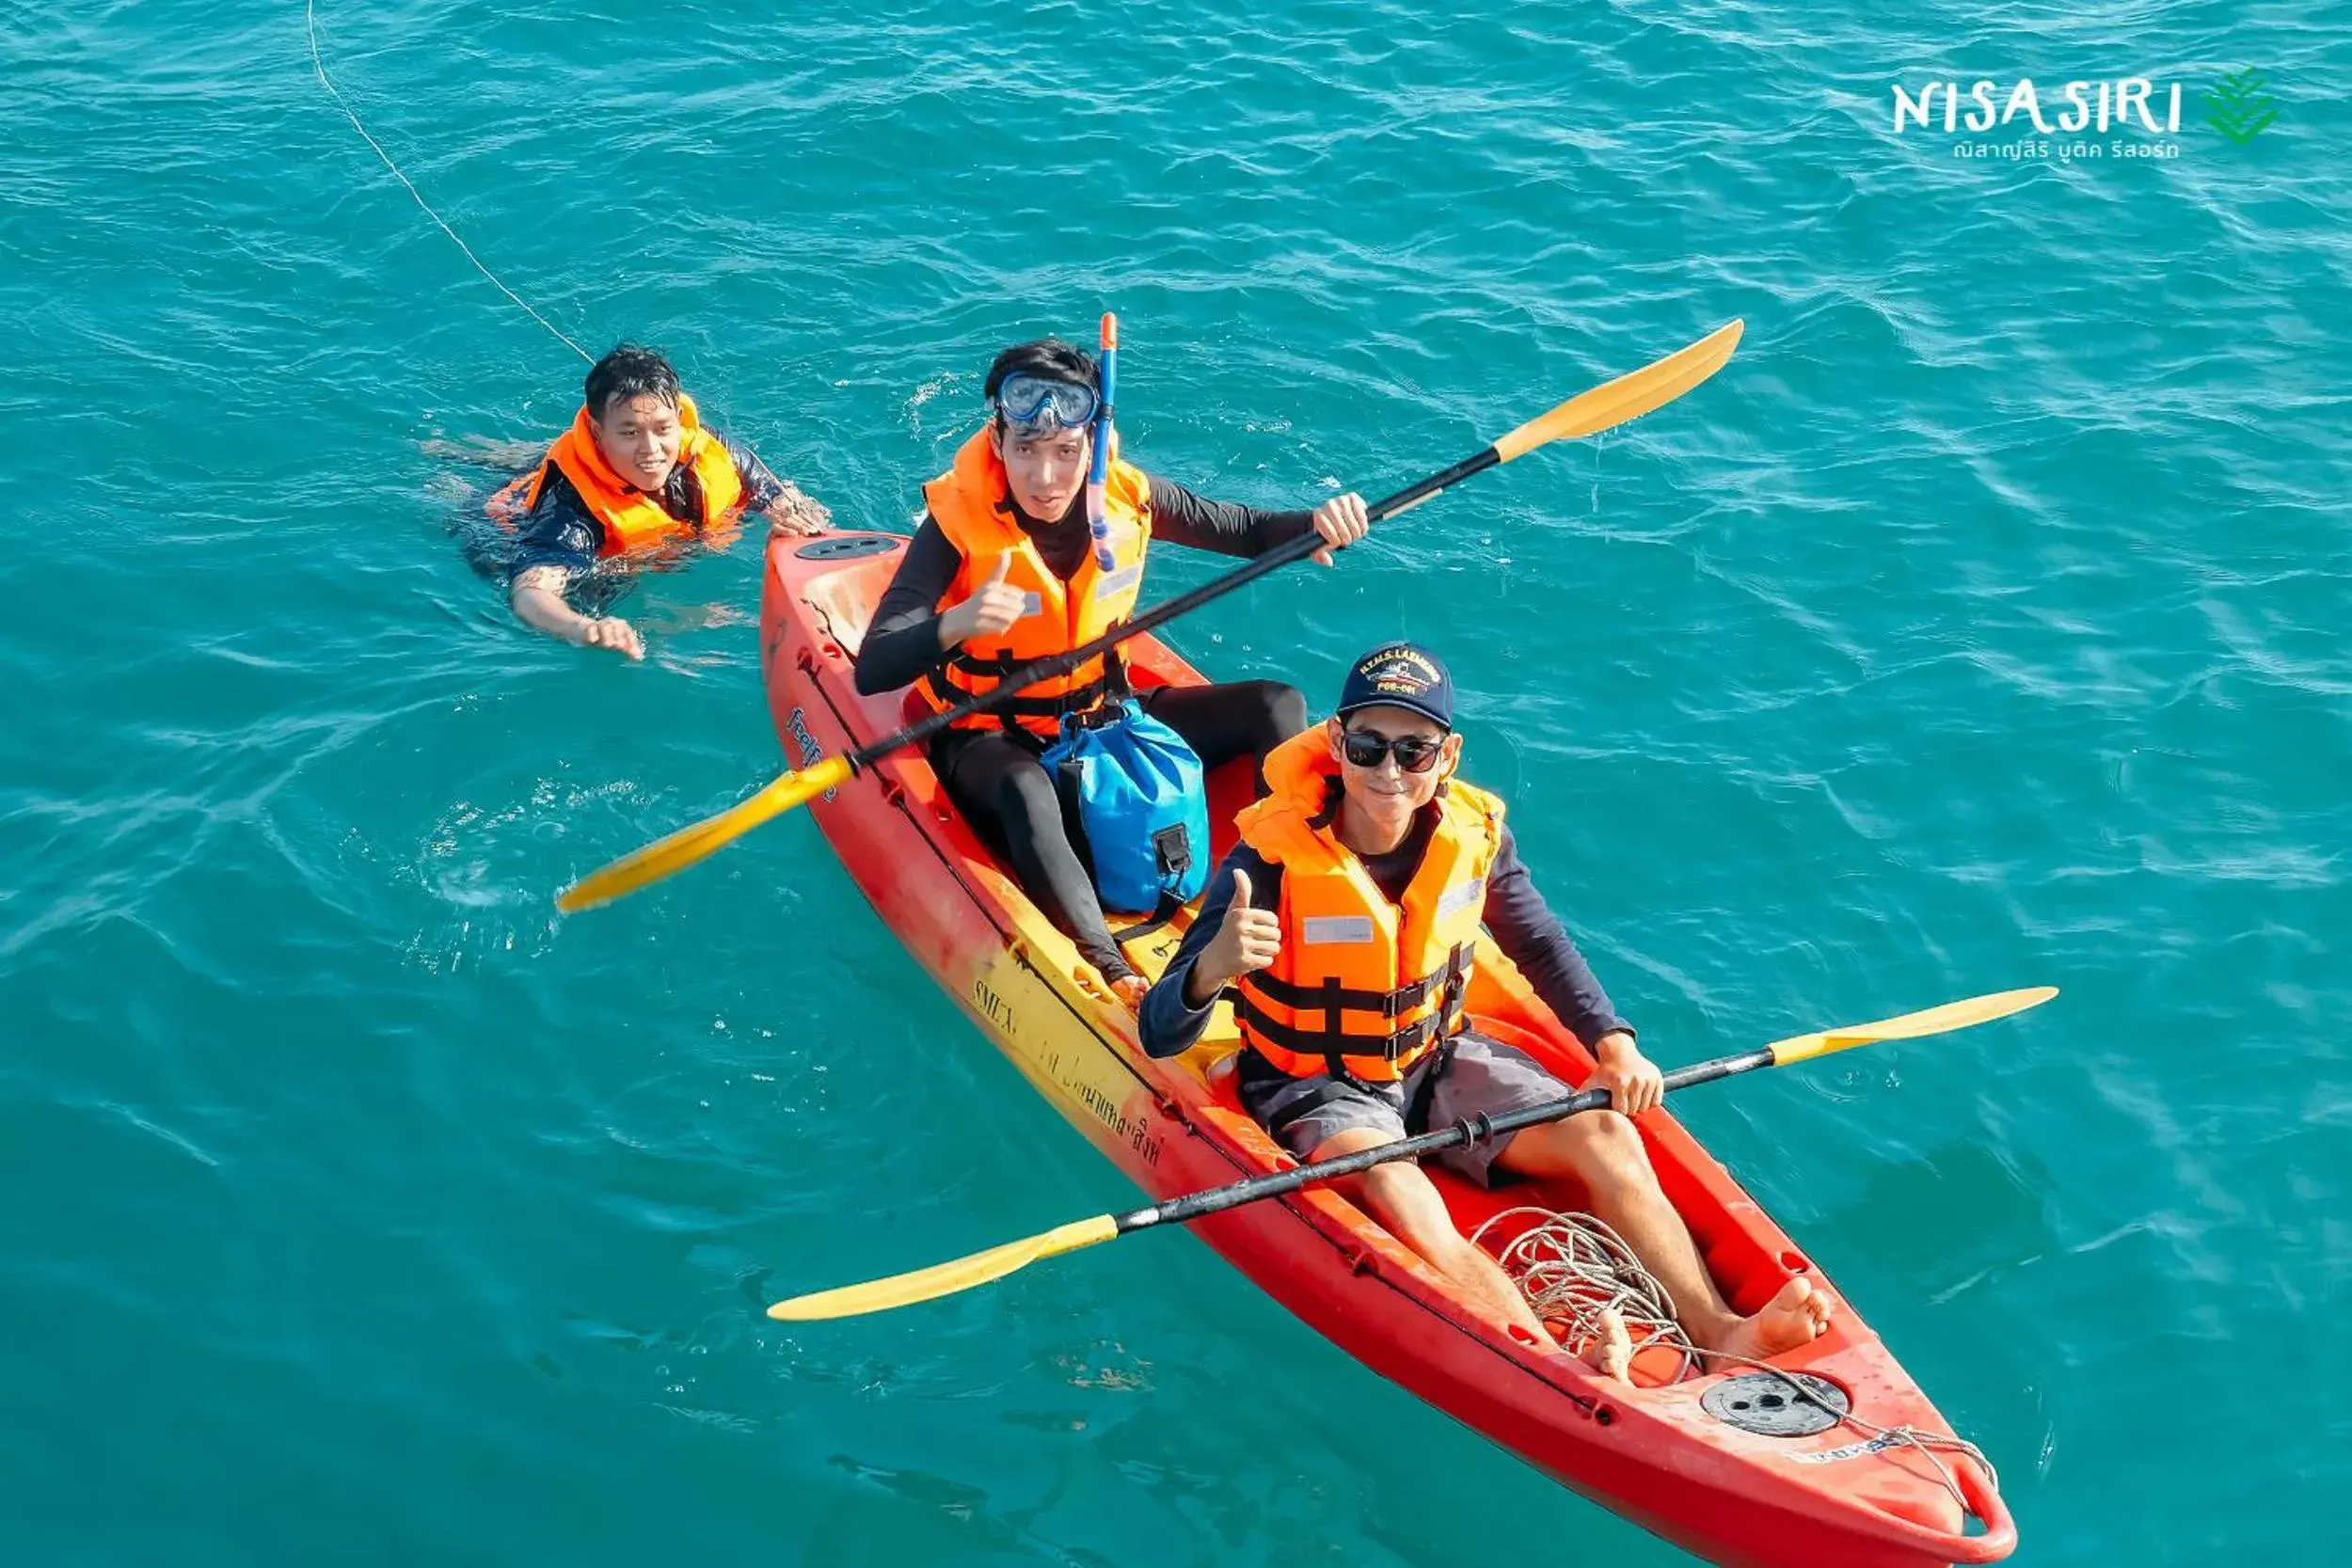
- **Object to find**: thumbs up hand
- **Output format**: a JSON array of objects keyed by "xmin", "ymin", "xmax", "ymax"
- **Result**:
[
  {"xmin": 941, "ymin": 553, "xmax": 1027, "ymax": 647},
  {"xmin": 1192, "ymin": 869, "xmax": 1283, "ymax": 1001}
]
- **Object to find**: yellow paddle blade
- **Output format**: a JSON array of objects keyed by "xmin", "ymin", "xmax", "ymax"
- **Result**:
[
  {"xmin": 766, "ymin": 1214, "xmax": 1120, "ymax": 1322},
  {"xmin": 1767, "ymin": 985, "xmax": 2058, "ymax": 1067},
  {"xmin": 554, "ymin": 754, "xmax": 854, "ymax": 913},
  {"xmin": 1491, "ymin": 319, "xmax": 1745, "ymax": 464}
]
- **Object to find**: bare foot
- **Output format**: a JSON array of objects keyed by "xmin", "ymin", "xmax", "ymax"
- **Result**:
[
  {"xmin": 1706, "ymin": 1276, "xmax": 1835, "ymax": 1367},
  {"xmin": 1110, "ymin": 974, "xmax": 1149, "ymax": 1010},
  {"xmin": 1589, "ymin": 1306, "xmax": 1634, "ymax": 1384}
]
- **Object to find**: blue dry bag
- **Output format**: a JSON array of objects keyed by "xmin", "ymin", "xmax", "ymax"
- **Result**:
[{"xmin": 1042, "ymin": 699, "xmax": 1211, "ymax": 914}]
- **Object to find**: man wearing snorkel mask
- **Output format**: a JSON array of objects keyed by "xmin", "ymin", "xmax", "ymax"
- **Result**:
[{"xmin": 854, "ymin": 338, "xmax": 1372, "ymax": 1006}]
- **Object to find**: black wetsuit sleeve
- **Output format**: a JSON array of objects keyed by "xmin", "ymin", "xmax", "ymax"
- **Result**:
[
  {"xmin": 510, "ymin": 467, "xmax": 605, "ymax": 579},
  {"xmin": 718, "ymin": 432, "xmax": 787, "ymax": 512},
  {"xmin": 1139, "ymin": 847, "xmax": 1285, "ymax": 1058},
  {"xmin": 852, "ymin": 518, "xmax": 963, "ymax": 694},
  {"xmin": 1145, "ymin": 476, "xmax": 1317, "ymax": 560},
  {"xmin": 1482, "ymin": 825, "xmax": 1635, "ymax": 1048}
]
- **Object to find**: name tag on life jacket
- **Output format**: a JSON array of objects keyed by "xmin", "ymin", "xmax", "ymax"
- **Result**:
[
  {"xmin": 1301, "ymin": 915, "xmax": 1376, "ymax": 945},
  {"xmin": 1092, "ymin": 564, "xmax": 1143, "ymax": 602},
  {"xmin": 1436, "ymin": 877, "xmax": 1486, "ymax": 922},
  {"xmin": 1018, "ymin": 591, "xmax": 1043, "ymax": 619}
]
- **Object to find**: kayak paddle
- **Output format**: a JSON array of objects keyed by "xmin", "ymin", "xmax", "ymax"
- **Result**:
[
  {"xmin": 764, "ymin": 984, "xmax": 2057, "ymax": 1321},
  {"xmin": 556, "ymin": 319, "xmax": 1744, "ymax": 913}
]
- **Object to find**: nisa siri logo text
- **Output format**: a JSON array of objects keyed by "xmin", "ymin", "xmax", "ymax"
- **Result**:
[
  {"xmin": 1894, "ymin": 78, "xmax": 2184, "ymax": 136},
  {"xmin": 1891, "ymin": 73, "xmax": 2277, "ymax": 163}
]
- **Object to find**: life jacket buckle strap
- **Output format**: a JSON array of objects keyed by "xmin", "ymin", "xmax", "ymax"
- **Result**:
[{"xmin": 1319, "ymin": 976, "xmax": 1350, "ymax": 1082}]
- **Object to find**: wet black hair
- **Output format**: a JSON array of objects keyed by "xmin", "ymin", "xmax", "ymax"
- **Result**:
[
  {"xmin": 982, "ymin": 338, "xmax": 1098, "ymax": 404},
  {"xmin": 584, "ymin": 343, "xmax": 681, "ymax": 421}
]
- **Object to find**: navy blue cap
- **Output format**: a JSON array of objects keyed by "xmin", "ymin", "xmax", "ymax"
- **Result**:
[{"xmin": 1335, "ymin": 642, "xmax": 1454, "ymax": 731}]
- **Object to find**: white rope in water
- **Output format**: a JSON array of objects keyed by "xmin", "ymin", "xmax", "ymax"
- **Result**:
[
  {"xmin": 304, "ymin": 0, "xmax": 593, "ymax": 363},
  {"xmin": 1473, "ymin": 1207, "xmax": 2000, "ymax": 1518}
]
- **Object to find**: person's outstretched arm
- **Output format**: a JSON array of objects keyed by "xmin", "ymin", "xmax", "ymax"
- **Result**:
[
  {"xmin": 1146, "ymin": 477, "xmax": 1370, "ymax": 564},
  {"xmin": 1484, "ymin": 826, "xmax": 1661, "ymax": 1115},
  {"xmin": 720, "ymin": 432, "xmax": 830, "ymax": 537},
  {"xmin": 507, "ymin": 473, "xmax": 642, "ymax": 659}
]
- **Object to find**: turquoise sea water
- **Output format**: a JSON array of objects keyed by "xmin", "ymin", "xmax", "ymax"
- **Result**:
[{"xmin": 6, "ymin": 2, "xmax": 2348, "ymax": 1562}]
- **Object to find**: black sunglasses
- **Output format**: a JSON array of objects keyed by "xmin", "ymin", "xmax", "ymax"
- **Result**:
[{"xmin": 1342, "ymin": 727, "xmax": 1445, "ymax": 773}]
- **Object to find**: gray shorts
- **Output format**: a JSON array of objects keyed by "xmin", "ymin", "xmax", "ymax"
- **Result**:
[{"xmin": 1235, "ymin": 1031, "xmax": 1570, "ymax": 1189}]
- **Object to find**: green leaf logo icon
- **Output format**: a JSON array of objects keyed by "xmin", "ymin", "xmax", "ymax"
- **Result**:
[{"xmin": 2205, "ymin": 68, "xmax": 2279, "ymax": 144}]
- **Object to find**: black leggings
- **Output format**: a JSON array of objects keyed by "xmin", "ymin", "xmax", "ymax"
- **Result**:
[{"xmin": 931, "ymin": 679, "xmax": 1308, "ymax": 980}]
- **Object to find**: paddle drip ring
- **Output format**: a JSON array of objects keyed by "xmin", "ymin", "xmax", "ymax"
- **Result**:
[{"xmin": 1470, "ymin": 1207, "xmax": 1701, "ymax": 1384}]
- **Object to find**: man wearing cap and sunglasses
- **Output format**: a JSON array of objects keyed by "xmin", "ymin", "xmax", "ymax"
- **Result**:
[
  {"xmin": 855, "ymin": 338, "xmax": 1373, "ymax": 1006},
  {"xmin": 1138, "ymin": 643, "xmax": 1835, "ymax": 1370}
]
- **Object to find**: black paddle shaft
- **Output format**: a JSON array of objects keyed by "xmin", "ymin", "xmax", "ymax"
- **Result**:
[
  {"xmin": 846, "ymin": 446, "xmax": 1507, "ymax": 771},
  {"xmin": 1116, "ymin": 1045, "xmax": 1778, "ymax": 1236}
]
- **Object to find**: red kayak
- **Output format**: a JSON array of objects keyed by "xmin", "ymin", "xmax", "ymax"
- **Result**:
[{"xmin": 760, "ymin": 528, "xmax": 2015, "ymax": 1567}]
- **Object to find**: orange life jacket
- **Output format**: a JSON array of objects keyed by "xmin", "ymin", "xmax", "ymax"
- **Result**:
[
  {"xmin": 917, "ymin": 426, "xmax": 1153, "ymax": 737},
  {"xmin": 1232, "ymin": 730, "xmax": 1505, "ymax": 1083},
  {"xmin": 505, "ymin": 394, "xmax": 746, "ymax": 557}
]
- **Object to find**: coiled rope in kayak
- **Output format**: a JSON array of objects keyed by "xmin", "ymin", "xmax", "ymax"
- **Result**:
[
  {"xmin": 304, "ymin": 0, "xmax": 593, "ymax": 364},
  {"xmin": 1472, "ymin": 1207, "xmax": 1704, "ymax": 1383},
  {"xmin": 1474, "ymin": 1207, "xmax": 2000, "ymax": 1519}
]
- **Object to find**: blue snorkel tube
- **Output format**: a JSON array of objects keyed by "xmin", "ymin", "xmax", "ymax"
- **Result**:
[{"xmin": 1084, "ymin": 312, "xmax": 1119, "ymax": 573}]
